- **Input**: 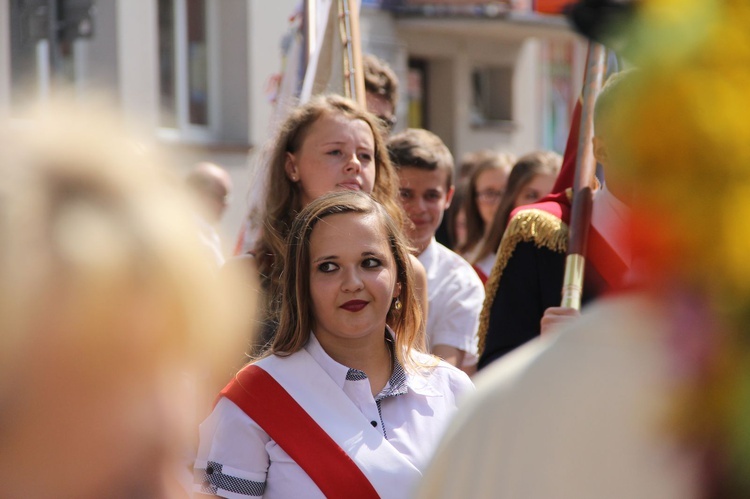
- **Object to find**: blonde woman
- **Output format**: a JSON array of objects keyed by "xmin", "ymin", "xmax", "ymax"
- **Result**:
[{"xmin": 0, "ymin": 102, "xmax": 250, "ymax": 498}]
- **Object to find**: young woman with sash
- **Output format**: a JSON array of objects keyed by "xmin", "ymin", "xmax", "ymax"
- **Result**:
[{"xmin": 195, "ymin": 191, "xmax": 474, "ymax": 498}]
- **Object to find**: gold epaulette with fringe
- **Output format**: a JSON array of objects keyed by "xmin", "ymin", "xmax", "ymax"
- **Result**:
[{"xmin": 477, "ymin": 209, "xmax": 569, "ymax": 356}]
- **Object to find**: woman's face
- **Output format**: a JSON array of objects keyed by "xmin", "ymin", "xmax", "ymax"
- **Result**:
[
  {"xmin": 308, "ymin": 211, "xmax": 399, "ymax": 349},
  {"xmin": 513, "ymin": 173, "xmax": 557, "ymax": 209},
  {"xmin": 475, "ymin": 168, "xmax": 508, "ymax": 227},
  {"xmin": 286, "ymin": 113, "xmax": 377, "ymax": 206}
]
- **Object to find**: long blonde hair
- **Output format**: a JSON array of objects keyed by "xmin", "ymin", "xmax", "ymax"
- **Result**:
[{"xmin": 270, "ymin": 191, "xmax": 427, "ymax": 372}]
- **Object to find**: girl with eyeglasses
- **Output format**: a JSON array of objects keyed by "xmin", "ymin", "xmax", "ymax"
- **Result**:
[
  {"xmin": 471, "ymin": 151, "xmax": 562, "ymax": 282},
  {"xmin": 457, "ymin": 152, "xmax": 515, "ymax": 280}
]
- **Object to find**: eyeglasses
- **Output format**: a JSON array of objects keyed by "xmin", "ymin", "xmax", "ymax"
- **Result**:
[{"xmin": 476, "ymin": 189, "xmax": 503, "ymax": 203}]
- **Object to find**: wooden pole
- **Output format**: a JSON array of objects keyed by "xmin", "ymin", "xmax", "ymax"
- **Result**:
[
  {"xmin": 303, "ymin": 0, "xmax": 316, "ymax": 71},
  {"xmin": 560, "ymin": 42, "xmax": 607, "ymax": 310},
  {"xmin": 338, "ymin": 0, "xmax": 365, "ymax": 107}
]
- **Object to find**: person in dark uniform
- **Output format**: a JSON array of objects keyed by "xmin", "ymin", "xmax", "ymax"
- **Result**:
[{"xmin": 477, "ymin": 70, "xmax": 634, "ymax": 370}]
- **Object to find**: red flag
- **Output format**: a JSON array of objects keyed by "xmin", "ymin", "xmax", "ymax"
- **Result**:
[
  {"xmin": 509, "ymin": 94, "xmax": 627, "ymax": 292},
  {"xmin": 534, "ymin": 0, "xmax": 577, "ymax": 15}
]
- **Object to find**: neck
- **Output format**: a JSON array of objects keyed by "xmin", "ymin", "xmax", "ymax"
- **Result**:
[
  {"xmin": 413, "ymin": 239, "xmax": 431, "ymax": 257},
  {"xmin": 314, "ymin": 331, "xmax": 392, "ymax": 396}
]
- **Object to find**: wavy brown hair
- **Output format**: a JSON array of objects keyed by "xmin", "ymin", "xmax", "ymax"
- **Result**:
[
  {"xmin": 269, "ymin": 191, "xmax": 428, "ymax": 371},
  {"xmin": 254, "ymin": 95, "xmax": 403, "ymax": 301}
]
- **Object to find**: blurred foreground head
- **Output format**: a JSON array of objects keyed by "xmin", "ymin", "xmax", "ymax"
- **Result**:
[
  {"xmin": 610, "ymin": 0, "xmax": 750, "ymax": 294},
  {"xmin": 606, "ymin": 1, "xmax": 750, "ymax": 495},
  {"xmin": 0, "ymin": 100, "xmax": 251, "ymax": 498}
]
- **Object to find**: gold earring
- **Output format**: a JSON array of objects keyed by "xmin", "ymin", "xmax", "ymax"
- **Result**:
[{"xmin": 393, "ymin": 297, "xmax": 402, "ymax": 311}]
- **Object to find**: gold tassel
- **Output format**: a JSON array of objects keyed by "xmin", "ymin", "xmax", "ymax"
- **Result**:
[{"xmin": 477, "ymin": 209, "xmax": 569, "ymax": 356}]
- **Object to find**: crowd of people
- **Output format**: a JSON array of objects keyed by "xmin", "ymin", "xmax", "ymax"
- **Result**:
[
  {"xmin": 187, "ymin": 51, "xmax": 572, "ymax": 492},
  {"xmin": 5, "ymin": 0, "xmax": 750, "ymax": 497}
]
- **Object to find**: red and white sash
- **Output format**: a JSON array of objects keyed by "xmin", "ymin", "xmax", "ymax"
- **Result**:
[{"xmin": 224, "ymin": 349, "xmax": 423, "ymax": 498}]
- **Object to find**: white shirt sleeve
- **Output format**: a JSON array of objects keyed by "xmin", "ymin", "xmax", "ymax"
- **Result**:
[
  {"xmin": 428, "ymin": 266, "xmax": 485, "ymax": 366},
  {"xmin": 194, "ymin": 397, "xmax": 270, "ymax": 498}
]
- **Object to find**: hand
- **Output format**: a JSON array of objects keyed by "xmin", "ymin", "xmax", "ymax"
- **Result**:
[{"xmin": 540, "ymin": 307, "xmax": 581, "ymax": 336}]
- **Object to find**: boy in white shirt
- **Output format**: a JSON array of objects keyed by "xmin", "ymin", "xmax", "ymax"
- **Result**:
[{"xmin": 388, "ymin": 129, "xmax": 485, "ymax": 373}]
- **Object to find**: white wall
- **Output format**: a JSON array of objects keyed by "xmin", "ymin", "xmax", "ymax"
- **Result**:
[
  {"xmin": 117, "ymin": 0, "xmax": 159, "ymax": 136},
  {"xmin": 246, "ymin": 0, "xmax": 299, "ymax": 147},
  {"xmin": 456, "ymin": 36, "xmax": 526, "ymax": 159},
  {"xmin": 360, "ymin": 7, "xmax": 409, "ymax": 130},
  {"xmin": 513, "ymin": 38, "xmax": 541, "ymax": 155},
  {"xmin": 388, "ymin": 15, "xmax": 584, "ymax": 161},
  {"xmin": 398, "ymin": 27, "xmax": 532, "ymax": 159},
  {"xmin": 87, "ymin": 0, "xmax": 120, "ymax": 103},
  {"xmin": 216, "ymin": 0, "xmax": 250, "ymax": 145}
]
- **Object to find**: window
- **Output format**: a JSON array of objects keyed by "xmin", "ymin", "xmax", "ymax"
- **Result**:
[
  {"xmin": 158, "ymin": 0, "xmax": 212, "ymax": 134},
  {"xmin": 9, "ymin": 0, "xmax": 40, "ymax": 106},
  {"xmin": 9, "ymin": 0, "xmax": 94, "ymax": 110},
  {"xmin": 158, "ymin": 0, "xmax": 177, "ymax": 127},
  {"xmin": 470, "ymin": 65, "xmax": 513, "ymax": 128}
]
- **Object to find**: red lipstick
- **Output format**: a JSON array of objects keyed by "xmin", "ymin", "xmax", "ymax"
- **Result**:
[{"xmin": 341, "ymin": 300, "xmax": 368, "ymax": 312}]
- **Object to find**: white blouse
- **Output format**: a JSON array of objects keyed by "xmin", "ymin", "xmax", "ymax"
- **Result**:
[{"xmin": 194, "ymin": 331, "xmax": 474, "ymax": 498}]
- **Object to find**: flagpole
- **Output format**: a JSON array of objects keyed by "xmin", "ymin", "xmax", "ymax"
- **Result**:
[
  {"xmin": 560, "ymin": 41, "xmax": 607, "ymax": 310},
  {"xmin": 303, "ymin": 0, "xmax": 316, "ymax": 71},
  {"xmin": 338, "ymin": 0, "xmax": 366, "ymax": 107}
]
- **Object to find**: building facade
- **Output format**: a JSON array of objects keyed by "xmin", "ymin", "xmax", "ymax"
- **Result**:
[
  {"xmin": 362, "ymin": 0, "xmax": 585, "ymax": 159},
  {"xmin": 1, "ymin": 0, "xmax": 298, "ymax": 148},
  {"xmin": 2, "ymin": 0, "xmax": 584, "ymax": 157}
]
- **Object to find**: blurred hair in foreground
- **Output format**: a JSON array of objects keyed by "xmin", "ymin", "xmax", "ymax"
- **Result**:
[{"xmin": 0, "ymin": 98, "xmax": 253, "ymax": 498}]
